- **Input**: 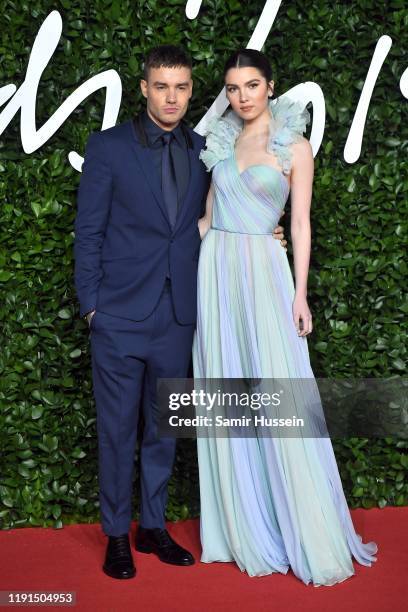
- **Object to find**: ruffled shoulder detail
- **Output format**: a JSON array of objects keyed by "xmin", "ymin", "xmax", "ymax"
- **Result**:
[
  {"xmin": 267, "ymin": 97, "xmax": 311, "ymax": 175},
  {"xmin": 199, "ymin": 96, "xmax": 310, "ymax": 174},
  {"xmin": 199, "ymin": 114, "xmax": 241, "ymax": 172}
]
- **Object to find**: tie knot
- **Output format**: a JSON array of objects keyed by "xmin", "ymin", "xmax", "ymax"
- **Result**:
[{"xmin": 161, "ymin": 132, "xmax": 173, "ymax": 146}]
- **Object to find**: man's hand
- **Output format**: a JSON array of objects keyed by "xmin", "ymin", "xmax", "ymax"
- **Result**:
[
  {"xmin": 86, "ymin": 310, "xmax": 96, "ymax": 327},
  {"xmin": 272, "ymin": 211, "xmax": 287, "ymax": 251}
]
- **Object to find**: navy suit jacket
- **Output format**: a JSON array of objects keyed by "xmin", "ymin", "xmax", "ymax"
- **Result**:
[{"xmin": 74, "ymin": 118, "xmax": 210, "ymax": 325}]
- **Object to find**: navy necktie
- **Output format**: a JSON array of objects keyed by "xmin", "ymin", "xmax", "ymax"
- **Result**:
[{"xmin": 161, "ymin": 132, "xmax": 178, "ymax": 228}]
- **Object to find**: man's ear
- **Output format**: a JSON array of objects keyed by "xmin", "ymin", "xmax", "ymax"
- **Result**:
[{"xmin": 140, "ymin": 78, "xmax": 148, "ymax": 98}]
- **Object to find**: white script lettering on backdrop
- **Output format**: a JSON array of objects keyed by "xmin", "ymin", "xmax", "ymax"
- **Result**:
[{"xmin": 0, "ymin": 2, "xmax": 406, "ymax": 172}]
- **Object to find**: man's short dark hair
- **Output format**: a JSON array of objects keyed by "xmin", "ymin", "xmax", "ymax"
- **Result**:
[{"xmin": 143, "ymin": 45, "xmax": 192, "ymax": 80}]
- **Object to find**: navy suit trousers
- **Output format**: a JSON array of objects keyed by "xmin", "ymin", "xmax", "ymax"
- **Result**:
[{"xmin": 90, "ymin": 280, "xmax": 195, "ymax": 536}]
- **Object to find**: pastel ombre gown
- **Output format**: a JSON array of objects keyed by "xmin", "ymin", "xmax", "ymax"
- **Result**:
[{"xmin": 192, "ymin": 97, "xmax": 378, "ymax": 586}]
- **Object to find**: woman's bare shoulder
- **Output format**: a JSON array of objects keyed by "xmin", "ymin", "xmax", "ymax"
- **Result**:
[
  {"xmin": 291, "ymin": 137, "xmax": 313, "ymax": 163},
  {"xmin": 291, "ymin": 136, "xmax": 312, "ymax": 152}
]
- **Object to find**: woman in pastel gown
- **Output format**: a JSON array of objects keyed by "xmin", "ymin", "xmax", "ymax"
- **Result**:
[{"xmin": 192, "ymin": 49, "xmax": 378, "ymax": 587}]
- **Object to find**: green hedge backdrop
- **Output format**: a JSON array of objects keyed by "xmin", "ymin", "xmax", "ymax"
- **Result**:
[{"xmin": 0, "ymin": 0, "xmax": 407, "ymax": 529}]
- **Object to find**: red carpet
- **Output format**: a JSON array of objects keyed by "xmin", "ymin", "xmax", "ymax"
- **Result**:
[{"xmin": 0, "ymin": 507, "xmax": 406, "ymax": 611}]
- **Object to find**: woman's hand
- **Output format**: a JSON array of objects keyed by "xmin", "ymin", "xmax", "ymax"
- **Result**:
[{"xmin": 292, "ymin": 294, "xmax": 312, "ymax": 336}]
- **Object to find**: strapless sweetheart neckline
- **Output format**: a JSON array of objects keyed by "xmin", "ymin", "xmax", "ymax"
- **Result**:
[{"xmin": 232, "ymin": 149, "xmax": 290, "ymax": 192}]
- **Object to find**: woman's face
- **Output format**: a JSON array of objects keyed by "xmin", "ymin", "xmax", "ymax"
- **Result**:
[{"xmin": 225, "ymin": 66, "xmax": 274, "ymax": 121}]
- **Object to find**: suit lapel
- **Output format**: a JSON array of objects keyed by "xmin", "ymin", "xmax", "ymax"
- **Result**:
[
  {"xmin": 128, "ymin": 119, "xmax": 171, "ymax": 228},
  {"xmin": 127, "ymin": 119, "xmax": 201, "ymax": 232},
  {"xmin": 173, "ymin": 141, "xmax": 200, "ymax": 232}
]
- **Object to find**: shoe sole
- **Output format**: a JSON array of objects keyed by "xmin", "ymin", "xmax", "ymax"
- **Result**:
[
  {"xmin": 102, "ymin": 565, "xmax": 136, "ymax": 579},
  {"xmin": 135, "ymin": 544, "xmax": 195, "ymax": 565}
]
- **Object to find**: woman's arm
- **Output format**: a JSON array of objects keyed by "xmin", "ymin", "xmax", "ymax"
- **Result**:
[
  {"xmin": 289, "ymin": 138, "xmax": 314, "ymax": 336},
  {"xmin": 198, "ymin": 181, "xmax": 215, "ymax": 239}
]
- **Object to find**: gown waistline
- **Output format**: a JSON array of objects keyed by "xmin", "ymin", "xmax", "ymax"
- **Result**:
[{"xmin": 211, "ymin": 227, "xmax": 276, "ymax": 236}]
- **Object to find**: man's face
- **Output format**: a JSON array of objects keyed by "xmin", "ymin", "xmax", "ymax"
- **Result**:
[{"xmin": 140, "ymin": 65, "xmax": 193, "ymax": 130}]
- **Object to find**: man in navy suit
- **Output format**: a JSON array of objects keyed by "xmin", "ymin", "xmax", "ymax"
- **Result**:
[{"xmin": 74, "ymin": 45, "xmax": 286, "ymax": 579}]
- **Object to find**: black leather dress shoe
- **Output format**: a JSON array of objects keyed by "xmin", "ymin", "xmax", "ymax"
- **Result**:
[
  {"xmin": 103, "ymin": 534, "xmax": 136, "ymax": 579},
  {"xmin": 135, "ymin": 527, "xmax": 195, "ymax": 566}
]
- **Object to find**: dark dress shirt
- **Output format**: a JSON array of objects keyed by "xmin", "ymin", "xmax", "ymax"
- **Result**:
[{"xmin": 141, "ymin": 110, "xmax": 191, "ymax": 209}]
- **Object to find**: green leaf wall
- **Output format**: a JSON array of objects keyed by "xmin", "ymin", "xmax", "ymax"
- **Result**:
[{"xmin": 0, "ymin": 0, "xmax": 406, "ymax": 529}]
